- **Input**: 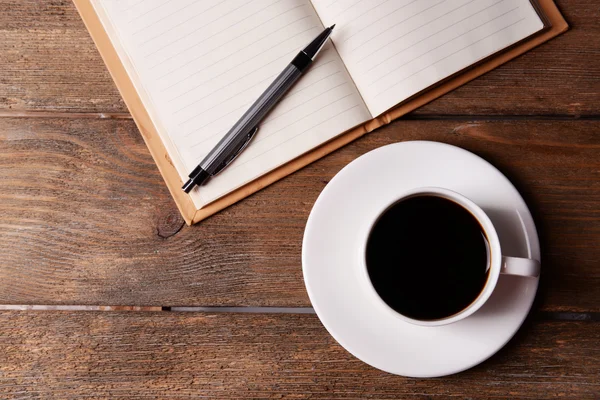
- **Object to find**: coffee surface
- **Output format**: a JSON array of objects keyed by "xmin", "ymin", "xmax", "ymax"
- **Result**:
[{"xmin": 366, "ymin": 195, "xmax": 490, "ymax": 320}]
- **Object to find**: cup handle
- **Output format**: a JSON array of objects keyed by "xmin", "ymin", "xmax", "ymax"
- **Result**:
[{"xmin": 501, "ymin": 256, "xmax": 540, "ymax": 278}]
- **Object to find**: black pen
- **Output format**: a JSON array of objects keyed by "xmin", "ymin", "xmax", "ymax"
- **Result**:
[{"xmin": 182, "ymin": 25, "xmax": 336, "ymax": 193}]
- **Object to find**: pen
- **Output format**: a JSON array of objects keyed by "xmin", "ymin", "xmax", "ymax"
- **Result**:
[{"xmin": 182, "ymin": 24, "xmax": 336, "ymax": 193}]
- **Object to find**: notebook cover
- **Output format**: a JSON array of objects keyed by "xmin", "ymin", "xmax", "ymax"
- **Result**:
[{"xmin": 73, "ymin": 0, "xmax": 568, "ymax": 225}]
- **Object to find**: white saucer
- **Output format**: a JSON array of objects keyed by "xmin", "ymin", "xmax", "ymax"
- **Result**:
[{"xmin": 302, "ymin": 141, "xmax": 540, "ymax": 377}]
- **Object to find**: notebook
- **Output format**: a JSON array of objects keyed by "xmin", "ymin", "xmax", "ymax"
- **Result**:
[{"xmin": 73, "ymin": 0, "xmax": 567, "ymax": 224}]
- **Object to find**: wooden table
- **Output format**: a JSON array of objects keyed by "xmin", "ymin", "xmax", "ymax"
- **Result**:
[{"xmin": 0, "ymin": 1, "xmax": 598, "ymax": 398}]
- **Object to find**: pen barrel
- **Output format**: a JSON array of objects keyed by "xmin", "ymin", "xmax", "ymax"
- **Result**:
[{"xmin": 200, "ymin": 63, "xmax": 304, "ymax": 174}]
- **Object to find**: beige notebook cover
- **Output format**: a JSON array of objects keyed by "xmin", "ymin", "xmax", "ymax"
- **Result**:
[{"xmin": 73, "ymin": 0, "xmax": 567, "ymax": 225}]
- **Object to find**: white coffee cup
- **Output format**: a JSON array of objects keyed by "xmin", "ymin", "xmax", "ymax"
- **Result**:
[{"xmin": 359, "ymin": 187, "xmax": 540, "ymax": 327}]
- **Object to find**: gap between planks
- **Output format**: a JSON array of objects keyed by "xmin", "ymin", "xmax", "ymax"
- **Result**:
[
  {"xmin": 0, "ymin": 305, "xmax": 598, "ymax": 321},
  {"xmin": 0, "ymin": 110, "xmax": 599, "ymax": 121},
  {"xmin": 0, "ymin": 305, "xmax": 316, "ymax": 314}
]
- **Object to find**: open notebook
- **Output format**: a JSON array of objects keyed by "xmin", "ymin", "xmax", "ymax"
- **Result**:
[{"xmin": 74, "ymin": 0, "xmax": 567, "ymax": 224}]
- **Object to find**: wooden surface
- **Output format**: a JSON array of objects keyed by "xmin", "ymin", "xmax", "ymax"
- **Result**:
[
  {"xmin": 0, "ymin": 0, "xmax": 598, "ymax": 398},
  {"xmin": 1, "ymin": 312, "xmax": 598, "ymax": 399},
  {"xmin": 1, "ymin": 118, "xmax": 599, "ymax": 311},
  {"xmin": 0, "ymin": 0, "xmax": 598, "ymax": 117}
]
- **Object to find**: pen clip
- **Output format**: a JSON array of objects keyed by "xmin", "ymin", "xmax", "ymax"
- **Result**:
[{"xmin": 212, "ymin": 126, "xmax": 259, "ymax": 176}]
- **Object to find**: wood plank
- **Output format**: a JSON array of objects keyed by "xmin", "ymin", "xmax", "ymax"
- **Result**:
[
  {"xmin": 0, "ymin": 1, "xmax": 597, "ymax": 116},
  {"xmin": 0, "ymin": 311, "xmax": 597, "ymax": 398},
  {"xmin": 0, "ymin": 118, "xmax": 598, "ymax": 310},
  {"xmin": 0, "ymin": 1, "xmax": 124, "ymax": 113}
]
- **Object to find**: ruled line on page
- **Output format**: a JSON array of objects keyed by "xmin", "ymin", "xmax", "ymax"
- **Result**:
[
  {"xmin": 187, "ymin": 75, "xmax": 347, "ymax": 143},
  {"xmin": 179, "ymin": 76, "xmax": 276, "ymax": 123},
  {"xmin": 350, "ymin": 0, "xmax": 448, "ymax": 54},
  {"xmin": 367, "ymin": 5, "xmax": 520, "ymax": 84},
  {"xmin": 167, "ymin": 46, "xmax": 307, "ymax": 107},
  {"xmin": 164, "ymin": 26, "xmax": 319, "ymax": 101},
  {"xmin": 196, "ymin": 101, "xmax": 360, "ymax": 173},
  {"xmin": 372, "ymin": 16, "xmax": 526, "ymax": 100},
  {"xmin": 343, "ymin": 0, "xmax": 394, "ymax": 28},
  {"xmin": 331, "ymin": 0, "xmax": 363, "ymax": 19},
  {"xmin": 254, "ymin": 92, "xmax": 355, "ymax": 143},
  {"xmin": 249, "ymin": 97, "xmax": 358, "ymax": 147},
  {"xmin": 342, "ymin": 0, "xmax": 419, "ymax": 44},
  {"xmin": 187, "ymin": 78, "xmax": 348, "ymax": 146},
  {"xmin": 122, "ymin": 0, "xmax": 148, "ymax": 13},
  {"xmin": 141, "ymin": 0, "xmax": 274, "ymax": 46},
  {"xmin": 127, "ymin": 0, "xmax": 176, "ymax": 24},
  {"xmin": 136, "ymin": 0, "xmax": 198, "ymax": 41},
  {"xmin": 187, "ymin": 105, "xmax": 250, "ymax": 144},
  {"xmin": 153, "ymin": 11, "xmax": 311, "ymax": 80},
  {"xmin": 143, "ymin": 0, "xmax": 256, "ymax": 58},
  {"xmin": 325, "ymin": 0, "xmax": 341, "ymax": 9},
  {"xmin": 170, "ymin": 45, "xmax": 294, "ymax": 101},
  {"xmin": 132, "ymin": 0, "xmax": 222, "ymax": 36},
  {"xmin": 152, "ymin": 7, "xmax": 310, "ymax": 75},
  {"xmin": 261, "ymin": 82, "xmax": 349, "ymax": 126},
  {"xmin": 222, "ymin": 102, "xmax": 362, "ymax": 173},
  {"xmin": 163, "ymin": 25, "xmax": 318, "ymax": 93},
  {"xmin": 360, "ymin": 0, "xmax": 507, "ymax": 68},
  {"xmin": 144, "ymin": 0, "xmax": 286, "ymax": 60},
  {"xmin": 177, "ymin": 62, "xmax": 338, "ymax": 125},
  {"xmin": 175, "ymin": 56, "xmax": 335, "ymax": 120},
  {"xmin": 153, "ymin": 13, "xmax": 312, "ymax": 76}
]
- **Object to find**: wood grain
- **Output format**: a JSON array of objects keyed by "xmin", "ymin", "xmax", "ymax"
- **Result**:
[
  {"xmin": 1, "ymin": 2, "xmax": 597, "ymax": 397},
  {"xmin": 0, "ymin": 117, "xmax": 598, "ymax": 310},
  {"xmin": 0, "ymin": 0, "xmax": 597, "ymax": 116},
  {"xmin": 0, "ymin": 311, "xmax": 597, "ymax": 399}
]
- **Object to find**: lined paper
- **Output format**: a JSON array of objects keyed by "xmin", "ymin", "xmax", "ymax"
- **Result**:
[
  {"xmin": 92, "ymin": 0, "xmax": 370, "ymax": 207},
  {"xmin": 313, "ymin": 0, "xmax": 544, "ymax": 116}
]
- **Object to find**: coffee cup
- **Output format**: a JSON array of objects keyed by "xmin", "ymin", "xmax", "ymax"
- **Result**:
[{"xmin": 359, "ymin": 187, "xmax": 540, "ymax": 327}]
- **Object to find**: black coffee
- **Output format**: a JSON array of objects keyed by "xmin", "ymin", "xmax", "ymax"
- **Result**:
[{"xmin": 366, "ymin": 195, "xmax": 490, "ymax": 321}]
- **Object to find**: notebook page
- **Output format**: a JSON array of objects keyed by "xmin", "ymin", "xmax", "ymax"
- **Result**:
[
  {"xmin": 91, "ymin": 0, "xmax": 370, "ymax": 207},
  {"xmin": 312, "ymin": 0, "xmax": 544, "ymax": 116}
]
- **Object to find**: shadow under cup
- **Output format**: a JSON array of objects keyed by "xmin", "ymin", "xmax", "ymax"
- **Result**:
[{"xmin": 365, "ymin": 192, "xmax": 493, "ymax": 323}]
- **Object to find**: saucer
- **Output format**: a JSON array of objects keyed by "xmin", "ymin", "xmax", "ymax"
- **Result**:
[{"xmin": 302, "ymin": 141, "xmax": 540, "ymax": 377}]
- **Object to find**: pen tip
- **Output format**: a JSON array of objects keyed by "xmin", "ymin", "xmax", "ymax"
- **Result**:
[{"xmin": 330, "ymin": 24, "xmax": 336, "ymax": 30}]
